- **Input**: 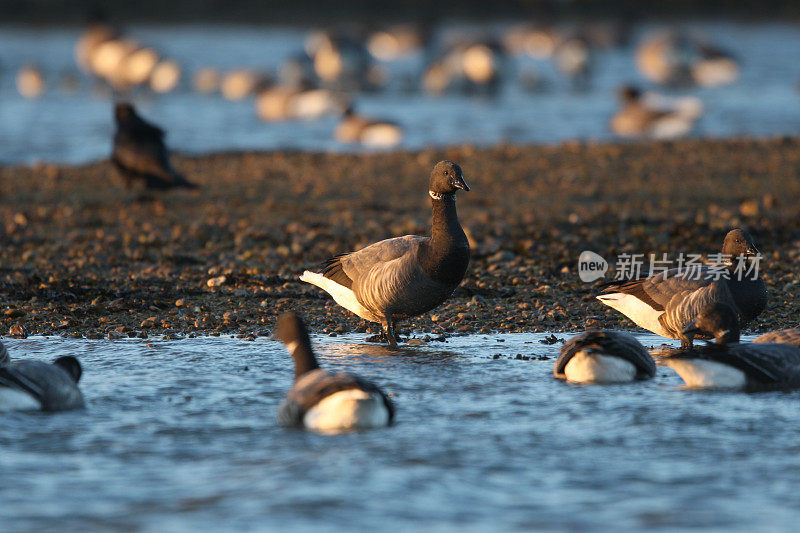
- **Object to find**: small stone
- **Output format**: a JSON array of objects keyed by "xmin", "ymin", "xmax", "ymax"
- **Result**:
[
  {"xmin": 8, "ymin": 324, "xmax": 27, "ymax": 338},
  {"xmin": 141, "ymin": 317, "xmax": 158, "ymax": 328},
  {"xmin": 107, "ymin": 330, "xmax": 126, "ymax": 340},
  {"xmin": 4, "ymin": 309, "xmax": 25, "ymax": 318},
  {"xmin": 175, "ymin": 298, "xmax": 186, "ymax": 307},
  {"xmin": 207, "ymin": 276, "xmax": 227, "ymax": 287},
  {"xmin": 406, "ymin": 339, "xmax": 426, "ymax": 346}
]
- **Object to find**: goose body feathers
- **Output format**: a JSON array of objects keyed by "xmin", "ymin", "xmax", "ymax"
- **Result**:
[
  {"xmin": 555, "ymin": 330, "xmax": 655, "ymax": 383},
  {"xmin": 0, "ymin": 354, "xmax": 84, "ymax": 412}
]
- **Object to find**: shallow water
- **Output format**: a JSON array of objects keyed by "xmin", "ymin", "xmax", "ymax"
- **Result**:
[
  {"xmin": 1, "ymin": 22, "xmax": 800, "ymax": 163},
  {"xmin": 2, "ymin": 332, "xmax": 799, "ymax": 531}
]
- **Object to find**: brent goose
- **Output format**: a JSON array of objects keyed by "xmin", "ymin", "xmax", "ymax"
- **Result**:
[
  {"xmin": 753, "ymin": 327, "xmax": 800, "ymax": 347},
  {"xmin": 663, "ymin": 303, "xmax": 800, "ymax": 391},
  {"xmin": 554, "ymin": 330, "xmax": 655, "ymax": 384},
  {"xmin": 610, "ymin": 85, "xmax": 702, "ymax": 139},
  {"xmin": 112, "ymin": 102, "xmax": 198, "ymax": 190},
  {"xmin": 275, "ymin": 313, "xmax": 394, "ymax": 431},
  {"xmin": 334, "ymin": 105, "xmax": 403, "ymax": 147},
  {"xmin": 597, "ymin": 229, "xmax": 767, "ymax": 347},
  {"xmin": 0, "ymin": 342, "xmax": 84, "ymax": 412},
  {"xmin": 300, "ymin": 160, "xmax": 470, "ymax": 346}
]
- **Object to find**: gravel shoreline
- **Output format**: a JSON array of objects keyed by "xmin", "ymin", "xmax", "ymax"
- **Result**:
[{"xmin": 2, "ymin": 138, "xmax": 799, "ymax": 341}]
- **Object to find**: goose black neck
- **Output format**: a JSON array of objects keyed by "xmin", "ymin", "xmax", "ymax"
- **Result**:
[
  {"xmin": 290, "ymin": 341, "xmax": 320, "ymax": 381},
  {"xmin": 421, "ymin": 194, "xmax": 470, "ymax": 285}
]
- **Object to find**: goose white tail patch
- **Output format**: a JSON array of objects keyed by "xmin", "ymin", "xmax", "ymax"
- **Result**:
[
  {"xmin": 303, "ymin": 389, "xmax": 390, "ymax": 432},
  {"xmin": 596, "ymin": 293, "xmax": 671, "ymax": 337},
  {"xmin": 564, "ymin": 351, "xmax": 637, "ymax": 384},
  {"xmin": 299, "ymin": 271, "xmax": 377, "ymax": 322},
  {"xmin": 665, "ymin": 359, "xmax": 746, "ymax": 390},
  {"xmin": 0, "ymin": 387, "xmax": 40, "ymax": 412}
]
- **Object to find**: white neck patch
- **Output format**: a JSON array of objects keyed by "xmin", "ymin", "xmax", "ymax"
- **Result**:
[{"xmin": 429, "ymin": 190, "xmax": 454, "ymax": 201}]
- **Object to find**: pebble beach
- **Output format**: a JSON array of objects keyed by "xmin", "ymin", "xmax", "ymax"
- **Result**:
[{"xmin": 2, "ymin": 137, "xmax": 799, "ymax": 341}]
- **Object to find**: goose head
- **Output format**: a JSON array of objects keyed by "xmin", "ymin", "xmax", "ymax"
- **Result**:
[
  {"xmin": 429, "ymin": 160, "xmax": 470, "ymax": 197},
  {"xmin": 722, "ymin": 228, "xmax": 759, "ymax": 258}
]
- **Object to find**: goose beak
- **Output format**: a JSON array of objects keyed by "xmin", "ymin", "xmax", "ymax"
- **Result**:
[{"xmin": 453, "ymin": 175, "xmax": 470, "ymax": 192}]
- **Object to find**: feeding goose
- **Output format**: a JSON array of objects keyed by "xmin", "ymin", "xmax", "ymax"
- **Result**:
[
  {"xmin": 275, "ymin": 313, "xmax": 394, "ymax": 432},
  {"xmin": 554, "ymin": 330, "xmax": 655, "ymax": 384},
  {"xmin": 0, "ymin": 341, "xmax": 84, "ymax": 412},
  {"xmin": 663, "ymin": 303, "xmax": 800, "ymax": 391},
  {"xmin": 753, "ymin": 327, "xmax": 800, "ymax": 347},
  {"xmin": 112, "ymin": 102, "xmax": 198, "ymax": 191},
  {"xmin": 597, "ymin": 229, "xmax": 767, "ymax": 348},
  {"xmin": 300, "ymin": 161, "xmax": 470, "ymax": 346}
]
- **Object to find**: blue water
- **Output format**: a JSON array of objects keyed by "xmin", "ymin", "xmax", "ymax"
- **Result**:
[
  {"xmin": 2, "ymin": 332, "xmax": 799, "ymax": 531},
  {"xmin": 1, "ymin": 22, "xmax": 800, "ymax": 164}
]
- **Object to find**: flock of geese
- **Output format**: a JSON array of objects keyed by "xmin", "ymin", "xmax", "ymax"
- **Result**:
[
  {"xmin": 9, "ymin": 20, "xmax": 740, "ymax": 144},
  {"xmin": 3, "ymin": 156, "xmax": 800, "ymax": 433}
]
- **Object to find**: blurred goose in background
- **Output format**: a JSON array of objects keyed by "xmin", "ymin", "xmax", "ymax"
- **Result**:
[
  {"xmin": 301, "ymin": 161, "xmax": 470, "ymax": 346},
  {"xmin": 0, "ymin": 341, "xmax": 84, "ymax": 412},
  {"xmin": 554, "ymin": 331, "xmax": 655, "ymax": 384},
  {"xmin": 306, "ymin": 30, "xmax": 373, "ymax": 91},
  {"xmin": 75, "ymin": 13, "xmax": 120, "ymax": 75},
  {"xmin": 610, "ymin": 85, "xmax": 702, "ymax": 139},
  {"xmin": 16, "ymin": 65, "xmax": 45, "ymax": 99},
  {"xmin": 255, "ymin": 81, "xmax": 341, "ymax": 122},
  {"xmin": 220, "ymin": 69, "xmax": 268, "ymax": 101},
  {"xmin": 275, "ymin": 313, "xmax": 394, "ymax": 432},
  {"xmin": 636, "ymin": 31, "xmax": 694, "ymax": 86},
  {"xmin": 691, "ymin": 43, "xmax": 739, "ymax": 87},
  {"xmin": 423, "ymin": 40, "xmax": 505, "ymax": 95},
  {"xmin": 598, "ymin": 229, "xmax": 767, "ymax": 347},
  {"xmin": 149, "ymin": 59, "xmax": 182, "ymax": 93},
  {"xmin": 554, "ymin": 33, "xmax": 593, "ymax": 89},
  {"xmin": 502, "ymin": 24, "xmax": 557, "ymax": 59},
  {"xmin": 193, "ymin": 67, "xmax": 220, "ymax": 94},
  {"xmin": 111, "ymin": 102, "xmax": 197, "ymax": 190},
  {"xmin": 334, "ymin": 105, "xmax": 403, "ymax": 147},
  {"xmin": 663, "ymin": 303, "xmax": 800, "ymax": 391},
  {"xmin": 367, "ymin": 24, "xmax": 426, "ymax": 61}
]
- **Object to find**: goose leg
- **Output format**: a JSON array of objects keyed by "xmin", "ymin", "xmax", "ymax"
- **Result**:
[
  {"xmin": 680, "ymin": 338, "xmax": 693, "ymax": 349},
  {"xmin": 383, "ymin": 315, "xmax": 398, "ymax": 347}
]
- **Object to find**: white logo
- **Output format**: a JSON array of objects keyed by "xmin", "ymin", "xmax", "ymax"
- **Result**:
[{"xmin": 578, "ymin": 251, "xmax": 608, "ymax": 282}]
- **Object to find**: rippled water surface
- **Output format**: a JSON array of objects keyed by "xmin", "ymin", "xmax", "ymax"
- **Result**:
[
  {"xmin": 2, "ymin": 332, "xmax": 799, "ymax": 531},
  {"xmin": 1, "ymin": 22, "xmax": 800, "ymax": 163}
]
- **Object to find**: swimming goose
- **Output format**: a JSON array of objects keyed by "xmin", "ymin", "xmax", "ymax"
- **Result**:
[
  {"xmin": 663, "ymin": 303, "xmax": 800, "ymax": 391},
  {"xmin": 300, "ymin": 161, "xmax": 470, "ymax": 346},
  {"xmin": 275, "ymin": 313, "xmax": 394, "ymax": 431},
  {"xmin": 610, "ymin": 85, "xmax": 702, "ymax": 139},
  {"xmin": 112, "ymin": 102, "xmax": 198, "ymax": 191},
  {"xmin": 0, "ymin": 341, "xmax": 84, "ymax": 412},
  {"xmin": 554, "ymin": 330, "xmax": 655, "ymax": 384},
  {"xmin": 598, "ymin": 229, "xmax": 767, "ymax": 347},
  {"xmin": 334, "ymin": 106, "xmax": 403, "ymax": 147}
]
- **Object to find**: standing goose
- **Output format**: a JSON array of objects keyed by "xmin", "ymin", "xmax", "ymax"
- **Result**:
[
  {"xmin": 111, "ymin": 102, "xmax": 198, "ymax": 191},
  {"xmin": 597, "ymin": 229, "xmax": 767, "ymax": 347},
  {"xmin": 554, "ymin": 330, "xmax": 655, "ymax": 384},
  {"xmin": 753, "ymin": 327, "xmax": 800, "ymax": 347},
  {"xmin": 275, "ymin": 313, "xmax": 394, "ymax": 431},
  {"xmin": 663, "ymin": 303, "xmax": 800, "ymax": 391},
  {"xmin": 300, "ymin": 161, "xmax": 470, "ymax": 346},
  {"xmin": 0, "ymin": 341, "xmax": 84, "ymax": 412}
]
